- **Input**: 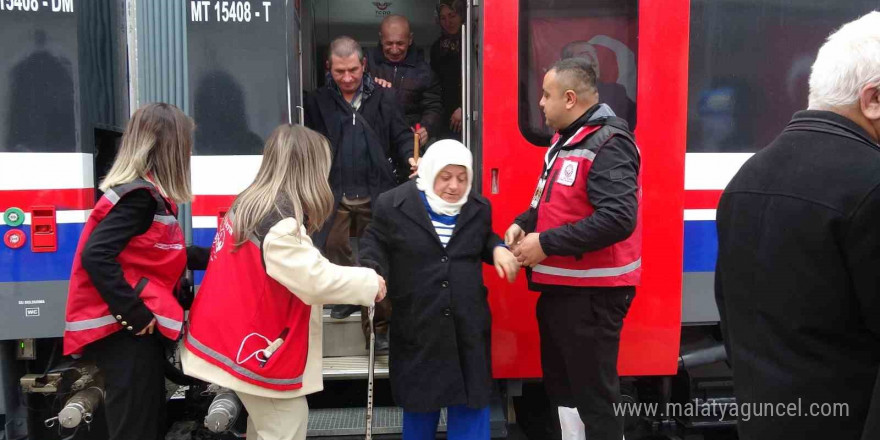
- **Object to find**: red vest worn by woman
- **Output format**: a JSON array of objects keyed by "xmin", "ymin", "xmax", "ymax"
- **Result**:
[
  {"xmin": 64, "ymin": 180, "xmax": 186, "ymax": 355},
  {"xmin": 184, "ymin": 214, "xmax": 311, "ymax": 391}
]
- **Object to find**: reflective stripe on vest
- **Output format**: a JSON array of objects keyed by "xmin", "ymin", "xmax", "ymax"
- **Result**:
[
  {"xmin": 153, "ymin": 214, "xmax": 178, "ymax": 225},
  {"xmin": 533, "ymin": 257, "xmax": 641, "ymax": 279},
  {"xmin": 65, "ymin": 315, "xmax": 117, "ymax": 331},
  {"xmin": 155, "ymin": 314, "xmax": 183, "ymax": 332},
  {"xmin": 65, "ymin": 313, "xmax": 183, "ymax": 333},
  {"xmin": 186, "ymin": 332, "xmax": 304, "ymax": 386}
]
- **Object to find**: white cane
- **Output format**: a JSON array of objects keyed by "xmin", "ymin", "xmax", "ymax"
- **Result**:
[{"xmin": 365, "ymin": 305, "xmax": 375, "ymax": 440}]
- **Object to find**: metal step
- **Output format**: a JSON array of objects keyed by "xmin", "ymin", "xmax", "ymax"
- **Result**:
[
  {"xmin": 307, "ymin": 403, "xmax": 508, "ymax": 438},
  {"xmin": 307, "ymin": 406, "xmax": 446, "ymax": 437},
  {"xmin": 322, "ymin": 308, "xmax": 370, "ymax": 357},
  {"xmin": 323, "ymin": 354, "xmax": 389, "ymax": 380}
]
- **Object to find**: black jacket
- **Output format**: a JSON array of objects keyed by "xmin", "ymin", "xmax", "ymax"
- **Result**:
[
  {"xmin": 304, "ymin": 75, "xmax": 414, "ymax": 199},
  {"xmin": 715, "ymin": 110, "xmax": 880, "ymax": 440},
  {"xmin": 81, "ymin": 189, "xmax": 208, "ymax": 331},
  {"xmin": 358, "ymin": 181, "xmax": 503, "ymax": 412},
  {"xmin": 430, "ymin": 33, "xmax": 462, "ymax": 138},
  {"xmin": 515, "ymin": 105, "xmax": 640, "ymax": 294},
  {"xmin": 367, "ymin": 47, "xmax": 444, "ymax": 139}
]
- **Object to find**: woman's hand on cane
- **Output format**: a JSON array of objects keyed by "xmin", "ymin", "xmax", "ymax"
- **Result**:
[{"xmin": 375, "ymin": 274, "xmax": 387, "ymax": 303}]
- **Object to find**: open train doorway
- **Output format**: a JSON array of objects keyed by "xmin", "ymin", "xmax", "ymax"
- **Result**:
[{"xmin": 305, "ymin": 0, "xmax": 477, "ymax": 150}]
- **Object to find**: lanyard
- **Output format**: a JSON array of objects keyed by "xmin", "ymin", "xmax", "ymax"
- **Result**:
[{"xmin": 531, "ymin": 137, "xmax": 564, "ymax": 209}]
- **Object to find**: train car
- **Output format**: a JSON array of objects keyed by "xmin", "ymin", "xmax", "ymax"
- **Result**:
[{"xmin": 2, "ymin": 0, "xmax": 879, "ymax": 438}]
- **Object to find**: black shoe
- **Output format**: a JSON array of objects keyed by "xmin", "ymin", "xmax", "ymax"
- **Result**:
[
  {"xmin": 330, "ymin": 304, "xmax": 360, "ymax": 319},
  {"xmin": 374, "ymin": 333, "xmax": 389, "ymax": 354}
]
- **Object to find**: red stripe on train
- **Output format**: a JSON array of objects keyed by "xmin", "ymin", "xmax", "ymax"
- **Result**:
[
  {"xmin": 0, "ymin": 188, "xmax": 95, "ymax": 211},
  {"xmin": 191, "ymin": 195, "xmax": 236, "ymax": 217},
  {"xmin": 684, "ymin": 190, "xmax": 722, "ymax": 210}
]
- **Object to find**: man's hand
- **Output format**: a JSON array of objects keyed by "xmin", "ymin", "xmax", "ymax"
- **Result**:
[
  {"xmin": 375, "ymin": 274, "xmax": 387, "ymax": 303},
  {"xmin": 493, "ymin": 246, "xmax": 519, "ymax": 283},
  {"xmin": 408, "ymin": 157, "xmax": 421, "ymax": 178},
  {"xmin": 514, "ymin": 233, "xmax": 547, "ymax": 268},
  {"xmin": 416, "ymin": 126, "xmax": 429, "ymax": 146},
  {"xmin": 136, "ymin": 318, "xmax": 157, "ymax": 336},
  {"xmin": 450, "ymin": 107, "xmax": 463, "ymax": 133},
  {"xmin": 374, "ymin": 78, "xmax": 392, "ymax": 88},
  {"xmin": 504, "ymin": 223, "xmax": 525, "ymax": 248}
]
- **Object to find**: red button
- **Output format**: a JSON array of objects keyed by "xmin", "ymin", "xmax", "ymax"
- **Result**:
[{"xmin": 4, "ymin": 229, "xmax": 26, "ymax": 249}]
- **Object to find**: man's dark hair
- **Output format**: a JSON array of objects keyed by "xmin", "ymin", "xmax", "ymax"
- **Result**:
[
  {"xmin": 436, "ymin": 0, "xmax": 464, "ymax": 18},
  {"xmin": 327, "ymin": 36, "xmax": 364, "ymax": 67},
  {"xmin": 549, "ymin": 57, "xmax": 598, "ymax": 98}
]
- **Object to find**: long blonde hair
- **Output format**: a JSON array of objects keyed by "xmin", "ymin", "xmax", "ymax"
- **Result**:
[
  {"xmin": 230, "ymin": 124, "xmax": 334, "ymax": 246},
  {"xmin": 100, "ymin": 103, "xmax": 194, "ymax": 203}
]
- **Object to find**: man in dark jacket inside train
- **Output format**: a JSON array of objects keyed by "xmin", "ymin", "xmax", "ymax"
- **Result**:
[
  {"xmin": 715, "ymin": 12, "xmax": 880, "ymax": 440},
  {"xmin": 367, "ymin": 14, "xmax": 444, "ymax": 153},
  {"xmin": 304, "ymin": 36, "xmax": 416, "ymax": 351}
]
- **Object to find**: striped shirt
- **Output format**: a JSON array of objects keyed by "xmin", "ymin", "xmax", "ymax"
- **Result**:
[{"xmin": 420, "ymin": 191, "xmax": 458, "ymax": 247}]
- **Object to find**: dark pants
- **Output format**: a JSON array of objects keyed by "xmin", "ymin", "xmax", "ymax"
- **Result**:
[
  {"xmin": 537, "ymin": 287, "xmax": 635, "ymax": 440},
  {"xmin": 83, "ymin": 331, "xmax": 167, "ymax": 440},
  {"xmin": 325, "ymin": 198, "xmax": 391, "ymax": 337}
]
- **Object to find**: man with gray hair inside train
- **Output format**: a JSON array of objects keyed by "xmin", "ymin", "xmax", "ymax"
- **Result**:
[
  {"xmin": 304, "ymin": 36, "xmax": 417, "ymax": 353},
  {"xmin": 715, "ymin": 11, "xmax": 880, "ymax": 440},
  {"xmin": 505, "ymin": 56, "xmax": 641, "ymax": 440}
]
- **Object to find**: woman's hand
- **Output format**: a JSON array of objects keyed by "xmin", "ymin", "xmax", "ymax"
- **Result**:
[
  {"xmin": 135, "ymin": 318, "xmax": 157, "ymax": 336},
  {"xmin": 493, "ymin": 246, "xmax": 519, "ymax": 283},
  {"xmin": 375, "ymin": 274, "xmax": 387, "ymax": 303}
]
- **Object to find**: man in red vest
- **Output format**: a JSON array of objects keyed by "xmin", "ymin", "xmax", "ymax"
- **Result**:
[{"xmin": 506, "ymin": 57, "xmax": 641, "ymax": 440}]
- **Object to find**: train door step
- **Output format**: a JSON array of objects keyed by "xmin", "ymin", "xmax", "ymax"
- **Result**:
[
  {"xmin": 322, "ymin": 308, "xmax": 370, "ymax": 357},
  {"xmin": 322, "ymin": 354, "xmax": 389, "ymax": 380},
  {"xmin": 307, "ymin": 406, "xmax": 430, "ymax": 437},
  {"xmin": 307, "ymin": 403, "xmax": 508, "ymax": 437}
]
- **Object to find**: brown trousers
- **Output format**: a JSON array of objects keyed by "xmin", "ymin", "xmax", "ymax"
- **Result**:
[{"xmin": 324, "ymin": 198, "xmax": 391, "ymax": 337}]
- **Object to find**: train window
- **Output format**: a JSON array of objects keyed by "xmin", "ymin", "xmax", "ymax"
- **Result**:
[
  {"xmin": 687, "ymin": 0, "xmax": 879, "ymax": 153},
  {"xmin": 518, "ymin": 0, "xmax": 638, "ymax": 146}
]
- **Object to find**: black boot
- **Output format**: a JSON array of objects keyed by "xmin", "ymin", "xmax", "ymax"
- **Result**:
[
  {"xmin": 374, "ymin": 333, "xmax": 389, "ymax": 354},
  {"xmin": 330, "ymin": 304, "xmax": 361, "ymax": 319}
]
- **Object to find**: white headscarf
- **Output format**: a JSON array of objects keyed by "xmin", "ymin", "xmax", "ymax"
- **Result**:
[{"xmin": 415, "ymin": 139, "xmax": 473, "ymax": 216}]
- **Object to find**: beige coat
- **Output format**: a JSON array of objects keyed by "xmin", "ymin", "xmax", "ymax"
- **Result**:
[{"xmin": 181, "ymin": 217, "xmax": 377, "ymax": 399}]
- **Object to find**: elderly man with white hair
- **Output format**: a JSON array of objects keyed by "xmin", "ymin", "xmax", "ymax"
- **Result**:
[{"xmin": 715, "ymin": 11, "xmax": 880, "ymax": 440}]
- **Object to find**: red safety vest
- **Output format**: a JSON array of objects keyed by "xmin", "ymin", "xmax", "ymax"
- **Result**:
[
  {"xmin": 184, "ymin": 214, "xmax": 310, "ymax": 391},
  {"xmin": 64, "ymin": 180, "xmax": 186, "ymax": 355},
  {"xmin": 532, "ymin": 123, "xmax": 642, "ymax": 287}
]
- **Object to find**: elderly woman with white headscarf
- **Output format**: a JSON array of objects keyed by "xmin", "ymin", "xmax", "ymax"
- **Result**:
[{"xmin": 359, "ymin": 139, "xmax": 518, "ymax": 439}]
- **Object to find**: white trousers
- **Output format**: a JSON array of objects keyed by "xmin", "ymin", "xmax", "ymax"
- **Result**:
[
  {"xmin": 236, "ymin": 391, "xmax": 308, "ymax": 440},
  {"xmin": 558, "ymin": 406, "xmax": 626, "ymax": 440}
]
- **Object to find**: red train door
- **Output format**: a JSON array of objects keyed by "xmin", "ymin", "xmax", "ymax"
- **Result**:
[{"xmin": 481, "ymin": 0, "xmax": 689, "ymax": 378}]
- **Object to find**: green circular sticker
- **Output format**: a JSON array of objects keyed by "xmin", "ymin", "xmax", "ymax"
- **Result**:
[{"xmin": 3, "ymin": 208, "xmax": 25, "ymax": 227}]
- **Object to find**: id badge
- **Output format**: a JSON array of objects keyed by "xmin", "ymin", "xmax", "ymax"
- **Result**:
[{"xmin": 530, "ymin": 178, "xmax": 546, "ymax": 208}]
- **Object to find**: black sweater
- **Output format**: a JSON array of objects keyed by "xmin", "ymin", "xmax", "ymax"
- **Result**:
[{"xmin": 81, "ymin": 189, "xmax": 209, "ymax": 333}]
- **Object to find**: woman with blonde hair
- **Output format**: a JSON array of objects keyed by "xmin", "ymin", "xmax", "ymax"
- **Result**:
[
  {"xmin": 182, "ymin": 124, "xmax": 386, "ymax": 440},
  {"xmin": 64, "ymin": 102, "xmax": 209, "ymax": 440}
]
